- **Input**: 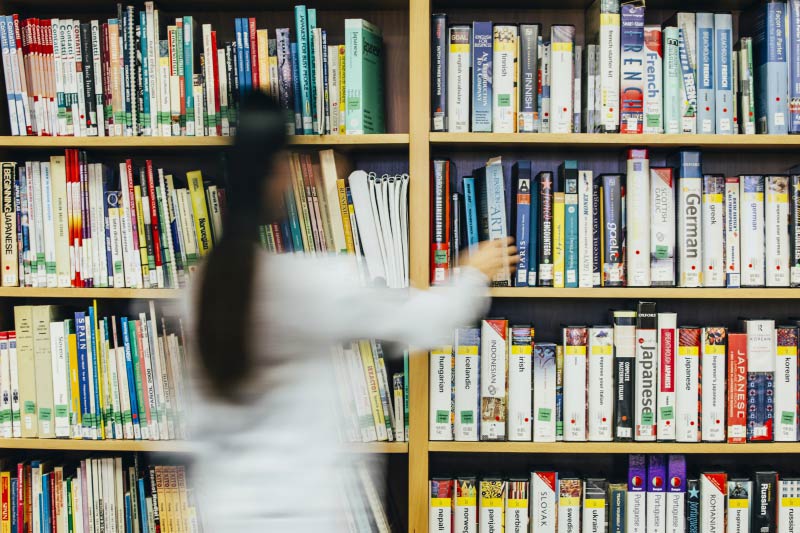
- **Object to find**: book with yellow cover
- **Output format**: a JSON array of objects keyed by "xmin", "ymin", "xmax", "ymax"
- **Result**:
[
  {"xmin": 553, "ymin": 192, "xmax": 566, "ymax": 288},
  {"xmin": 186, "ymin": 170, "xmax": 213, "ymax": 256}
]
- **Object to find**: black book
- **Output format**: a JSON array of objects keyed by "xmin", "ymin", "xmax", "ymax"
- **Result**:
[
  {"xmin": 613, "ymin": 309, "xmax": 636, "ymax": 441},
  {"xmin": 753, "ymin": 471, "xmax": 778, "ymax": 533},
  {"xmin": 430, "ymin": 14, "xmax": 447, "ymax": 132}
]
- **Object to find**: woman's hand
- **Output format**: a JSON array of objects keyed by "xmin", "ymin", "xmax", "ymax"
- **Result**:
[{"xmin": 462, "ymin": 237, "xmax": 520, "ymax": 281}]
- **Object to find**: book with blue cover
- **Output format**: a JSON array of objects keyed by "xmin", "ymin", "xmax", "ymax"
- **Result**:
[
  {"xmin": 512, "ymin": 162, "xmax": 532, "ymax": 286},
  {"xmin": 472, "ymin": 21, "xmax": 493, "ymax": 132},
  {"xmin": 294, "ymin": 6, "xmax": 313, "ymax": 134},
  {"xmin": 789, "ymin": 0, "xmax": 800, "ymax": 132},
  {"xmin": 463, "ymin": 177, "xmax": 479, "ymax": 249},
  {"xmin": 748, "ymin": 0, "xmax": 789, "ymax": 134}
]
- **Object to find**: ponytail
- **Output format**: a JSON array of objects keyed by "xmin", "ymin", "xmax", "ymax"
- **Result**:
[{"xmin": 196, "ymin": 92, "xmax": 287, "ymax": 402}]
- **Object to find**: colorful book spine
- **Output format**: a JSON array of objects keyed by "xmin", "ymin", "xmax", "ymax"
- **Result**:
[
  {"xmin": 666, "ymin": 455, "xmax": 686, "ymax": 533},
  {"xmin": 294, "ymin": 6, "xmax": 313, "ymax": 134},
  {"xmin": 745, "ymin": 319, "xmax": 776, "ymax": 441},
  {"xmin": 700, "ymin": 327, "xmax": 727, "ymax": 442},
  {"xmin": 600, "ymin": 174, "xmax": 623, "ymax": 286},
  {"xmin": 724, "ymin": 176, "xmax": 741, "ymax": 287},
  {"xmin": 727, "ymin": 332, "xmax": 748, "ymax": 444},
  {"xmin": 471, "ymin": 21, "xmax": 492, "ymax": 132},
  {"xmin": 430, "ymin": 160, "xmax": 450, "ymax": 286},
  {"xmin": 627, "ymin": 454, "xmax": 646, "ymax": 533},
  {"xmin": 700, "ymin": 473, "xmax": 727, "ymax": 533},
  {"xmin": 657, "ymin": 313, "xmax": 677, "ymax": 441},
  {"xmin": 728, "ymin": 480, "xmax": 752, "ymax": 532},
  {"xmin": 634, "ymin": 302, "xmax": 657, "ymax": 442},
  {"xmin": 538, "ymin": 172, "xmax": 554, "ymax": 287},
  {"xmin": 562, "ymin": 326, "xmax": 588, "ymax": 441},
  {"xmin": 620, "ymin": 3, "xmax": 645, "ymax": 134},
  {"xmin": 792, "ymin": 175, "xmax": 800, "ymax": 286},
  {"xmin": 674, "ymin": 151, "xmax": 703, "ymax": 287},
  {"xmin": 643, "ymin": 26, "xmax": 663, "ymax": 133},
  {"xmin": 455, "ymin": 478, "xmax": 477, "ymax": 533},
  {"xmin": 429, "ymin": 479, "xmax": 453, "ymax": 533},
  {"xmin": 578, "ymin": 170, "xmax": 594, "ymax": 288},
  {"xmin": 677, "ymin": 14, "xmax": 698, "ymax": 133},
  {"xmin": 480, "ymin": 479, "xmax": 505, "ymax": 532},
  {"xmin": 553, "ymin": 192, "xmax": 565, "ymax": 288},
  {"xmin": 646, "ymin": 455, "xmax": 666, "ymax": 533}
]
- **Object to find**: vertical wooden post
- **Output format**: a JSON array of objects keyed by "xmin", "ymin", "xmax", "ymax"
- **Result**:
[{"xmin": 407, "ymin": 0, "xmax": 430, "ymax": 529}]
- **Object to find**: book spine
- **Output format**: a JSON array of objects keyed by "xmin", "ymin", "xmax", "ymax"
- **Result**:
[
  {"xmin": 578, "ymin": 170, "xmax": 594, "ymax": 288},
  {"xmin": 492, "ymin": 25, "xmax": 517, "ymax": 133},
  {"xmin": 562, "ymin": 326, "xmax": 588, "ymax": 442},
  {"xmin": 528, "ymin": 177, "xmax": 539, "ymax": 286},
  {"xmin": 1, "ymin": 163, "xmax": 17, "ymax": 286},
  {"xmin": 646, "ymin": 456, "xmax": 667, "ymax": 533},
  {"xmin": 447, "ymin": 26, "xmax": 470, "ymax": 133},
  {"xmin": 791, "ymin": 1, "xmax": 800, "ymax": 133},
  {"xmin": 553, "ymin": 192, "xmax": 565, "ymax": 288},
  {"xmin": 533, "ymin": 343, "xmax": 556, "ymax": 442},
  {"xmin": 508, "ymin": 326, "xmax": 533, "ymax": 441},
  {"xmin": 479, "ymin": 480, "xmax": 506, "ymax": 532},
  {"xmin": 657, "ymin": 313, "xmax": 677, "ymax": 441},
  {"xmin": 678, "ymin": 18, "xmax": 698, "ymax": 133},
  {"xmin": 634, "ymin": 302, "xmax": 657, "ymax": 441},
  {"xmin": 700, "ymin": 326, "xmax": 727, "ymax": 442},
  {"xmin": 677, "ymin": 155, "xmax": 703, "ymax": 287},
  {"xmin": 594, "ymin": 1, "xmax": 620, "ymax": 132},
  {"xmin": 756, "ymin": 2, "xmax": 789, "ymax": 134},
  {"xmin": 327, "ymin": 45, "xmax": 339, "ymax": 134},
  {"xmin": 627, "ymin": 149, "xmax": 650, "ymax": 286},
  {"xmin": 741, "ymin": 175, "xmax": 766, "ymax": 287},
  {"xmin": 429, "ymin": 347, "xmax": 453, "ymax": 441},
  {"xmin": 739, "ymin": 37, "xmax": 756, "ymax": 134},
  {"xmin": 550, "ymin": 25, "xmax": 575, "ymax": 133},
  {"xmin": 573, "ymin": 44, "xmax": 582, "ymax": 133},
  {"xmin": 779, "ymin": 479, "xmax": 800, "ymax": 531},
  {"xmin": 724, "ymin": 176, "xmax": 742, "ymax": 287},
  {"xmin": 454, "ymin": 327, "xmax": 480, "ymax": 442},
  {"xmin": 513, "ymin": 166, "xmax": 531, "ymax": 287},
  {"xmin": 726, "ymin": 333, "xmax": 748, "ymax": 444},
  {"xmin": 613, "ymin": 311, "xmax": 636, "ymax": 441},
  {"xmin": 558, "ymin": 478, "xmax": 581, "ymax": 532},
  {"xmin": 275, "ymin": 29, "xmax": 295, "ymax": 135},
  {"xmin": 453, "ymin": 478, "xmax": 477, "ymax": 533},
  {"xmin": 518, "ymin": 25, "xmax": 539, "ymax": 133},
  {"xmin": 774, "ymin": 326, "xmax": 798, "ymax": 441},
  {"xmin": 430, "ymin": 14, "xmax": 447, "ymax": 132},
  {"xmin": 700, "ymin": 473, "xmax": 727, "ymax": 533},
  {"xmin": 663, "ymin": 27, "xmax": 682, "ymax": 133},
  {"xmin": 471, "ymin": 21, "xmax": 492, "ymax": 132},
  {"xmin": 505, "ymin": 480, "xmax": 528, "ymax": 533},
  {"xmin": 431, "ymin": 160, "xmax": 450, "ymax": 285},
  {"xmin": 650, "ymin": 167, "xmax": 676, "ymax": 286},
  {"xmin": 587, "ymin": 326, "xmax": 613, "ymax": 441},
  {"xmin": 643, "ymin": 26, "xmax": 663, "ymax": 133},
  {"xmin": 627, "ymin": 454, "xmax": 646, "ymax": 533},
  {"xmin": 592, "ymin": 179, "xmax": 601, "ymax": 286},
  {"xmin": 538, "ymin": 172, "xmax": 554, "ymax": 286},
  {"xmin": 601, "ymin": 174, "xmax": 624, "ymax": 286},
  {"xmin": 713, "ymin": 14, "xmax": 734, "ymax": 134},
  {"xmin": 676, "ymin": 326, "xmax": 701, "ymax": 442},
  {"xmin": 792, "ymin": 175, "xmax": 800, "ymax": 286},
  {"xmin": 564, "ymin": 185, "xmax": 578, "ymax": 288},
  {"xmin": 480, "ymin": 319, "xmax": 507, "ymax": 441},
  {"xmin": 701, "ymin": 175, "xmax": 725, "ymax": 287},
  {"xmin": 430, "ymin": 479, "xmax": 454, "ymax": 533},
  {"xmin": 486, "ymin": 160, "xmax": 510, "ymax": 286},
  {"xmin": 696, "ymin": 13, "xmax": 716, "ymax": 134},
  {"xmin": 620, "ymin": 4, "xmax": 645, "ymax": 134},
  {"xmin": 746, "ymin": 319, "xmax": 775, "ymax": 441},
  {"xmin": 766, "ymin": 175, "xmax": 791, "ymax": 286},
  {"xmin": 294, "ymin": 7, "xmax": 312, "ymax": 134},
  {"xmin": 584, "ymin": 44, "xmax": 598, "ymax": 133},
  {"xmin": 541, "ymin": 41, "xmax": 550, "ymax": 133}
]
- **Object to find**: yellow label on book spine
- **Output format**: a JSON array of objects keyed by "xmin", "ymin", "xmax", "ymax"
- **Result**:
[
  {"xmin": 507, "ymin": 498, "xmax": 527, "ymax": 508},
  {"xmin": 187, "ymin": 170, "xmax": 213, "ymax": 255},
  {"xmin": 679, "ymin": 346, "xmax": 699, "ymax": 356},
  {"xmin": 553, "ymin": 192, "xmax": 566, "ymax": 288},
  {"xmin": 482, "ymin": 498, "xmax": 503, "ymax": 507},
  {"xmin": 585, "ymin": 499, "xmax": 605, "ymax": 509},
  {"xmin": 729, "ymin": 499, "xmax": 749, "ymax": 509},
  {"xmin": 565, "ymin": 346, "xmax": 586, "ymax": 356},
  {"xmin": 430, "ymin": 498, "xmax": 451, "ymax": 507},
  {"xmin": 703, "ymin": 345, "xmax": 725, "ymax": 355},
  {"xmin": 778, "ymin": 346, "xmax": 798, "ymax": 356},
  {"xmin": 560, "ymin": 497, "xmax": 580, "ymax": 506}
]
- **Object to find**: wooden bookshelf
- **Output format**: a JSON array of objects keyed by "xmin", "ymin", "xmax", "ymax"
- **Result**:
[
  {"xmin": 0, "ymin": 438, "xmax": 192, "ymax": 453},
  {"xmin": 430, "ymin": 132, "xmax": 800, "ymax": 150},
  {"xmin": 346, "ymin": 442, "xmax": 410, "ymax": 454},
  {"xmin": 0, "ymin": 287, "xmax": 182, "ymax": 299},
  {"xmin": 429, "ymin": 442, "xmax": 800, "ymax": 454},
  {"xmin": 0, "ymin": 134, "xmax": 409, "ymax": 150},
  {"xmin": 489, "ymin": 287, "xmax": 800, "ymax": 299}
]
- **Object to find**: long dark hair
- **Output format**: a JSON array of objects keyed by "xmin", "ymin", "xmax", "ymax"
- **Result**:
[{"xmin": 196, "ymin": 91, "xmax": 287, "ymax": 402}]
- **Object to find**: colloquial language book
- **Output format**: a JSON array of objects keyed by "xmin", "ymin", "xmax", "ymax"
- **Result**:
[
  {"xmin": 774, "ymin": 325, "xmax": 798, "ymax": 441},
  {"xmin": 588, "ymin": 326, "xmax": 614, "ymax": 441},
  {"xmin": 657, "ymin": 313, "xmax": 678, "ymax": 441},
  {"xmin": 492, "ymin": 25, "xmax": 517, "ymax": 133},
  {"xmin": 533, "ymin": 343, "xmax": 557, "ymax": 442},
  {"xmin": 666, "ymin": 455, "xmax": 686, "ymax": 533},
  {"xmin": 508, "ymin": 326, "xmax": 533, "ymax": 441},
  {"xmin": 563, "ymin": 326, "xmax": 589, "ymax": 441},
  {"xmin": 454, "ymin": 327, "xmax": 480, "ymax": 441},
  {"xmin": 480, "ymin": 319, "xmax": 507, "ymax": 441},
  {"xmin": 532, "ymin": 472, "xmax": 558, "ymax": 533},
  {"xmin": 480, "ymin": 479, "xmax": 506, "ymax": 532},
  {"xmin": 651, "ymin": 167, "xmax": 676, "ymax": 286},
  {"xmin": 614, "ymin": 310, "xmax": 636, "ymax": 441},
  {"xmin": 550, "ymin": 25, "xmax": 576, "ymax": 133},
  {"xmin": 646, "ymin": 455, "xmax": 667, "ymax": 533},
  {"xmin": 634, "ymin": 302, "xmax": 657, "ymax": 441},
  {"xmin": 627, "ymin": 454, "xmax": 646, "ymax": 533},
  {"xmin": 676, "ymin": 326, "xmax": 701, "ymax": 442},
  {"xmin": 430, "ymin": 479, "xmax": 454, "ymax": 533},
  {"xmin": 455, "ymin": 478, "xmax": 478, "ymax": 533},
  {"xmin": 696, "ymin": 13, "xmax": 716, "ymax": 134},
  {"xmin": 506, "ymin": 480, "xmax": 529, "ymax": 533},
  {"xmin": 429, "ymin": 346, "xmax": 453, "ymax": 441},
  {"xmin": 766, "ymin": 175, "xmax": 790, "ymax": 286},
  {"xmin": 701, "ymin": 327, "xmax": 727, "ymax": 442},
  {"xmin": 700, "ymin": 472, "xmax": 727, "ymax": 533},
  {"xmin": 714, "ymin": 13, "xmax": 735, "ymax": 134},
  {"xmin": 725, "ymin": 177, "xmax": 741, "ymax": 287},
  {"xmin": 674, "ymin": 150, "xmax": 703, "ymax": 287},
  {"xmin": 627, "ymin": 150, "xmax": 650, "ymax": 286},
  {"xmin": 701, "ymin": 175, "xmax": 725, "ymax": 287},
  {"xmin": 745, "ymin": 319, "xmax": 775, "ymax": 441}
]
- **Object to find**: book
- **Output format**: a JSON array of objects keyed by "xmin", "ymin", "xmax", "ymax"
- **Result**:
[
  {"xmin": 725, "ymin": 176, "xmax": 741, "ymax": 287},
  {"xmin": 745, "ymin": 319, "xmax": 775, "ymax": 441},
  {"xmin": 454, "ymin": 327, "xmax": 480, "ymax": 442},
  {"xmin": 741, "ymin": 175, "xmax": 766, "ymax": 287},
  {"xmin": 663, "ymin": 26, "xmax": 682, "ymax": 134},
  {"xmin": 431, "ymin": 14, "xmax": 447, "ymax": 132},
  {"xmin": 447, "ymin": 26, "xmax": 470, "ymax": 133},
  {"xmin": 588, "ymin": 326, "xmax": 613, "ymax": 441},
  {"xmin": 701, "ymin": 174, "xmax": 725, "ymax": 287},
  {"xmin": 620, "ymin": 3, "xmax": 645, "ymax": 134},
  {"xmin": 430, "ymin": 479, "xmax": 454, "ymax": 533},
  {"xmin": 344, "ymin": 19, "xmax": 384, "ymax": 134},
  {"xmin": 614, "ymin": 310, "xmax": 636, "ymax": 441},
  {"xmin": 627, "ymin": 454, "xmax": 646, "ymax": 533},
  {"xmin": 650, "ymin": 167, "xmax": 675, "ymax": 286},
  {"xmin": 492, "ymin": 25, "xmax": 517, "ymax": 133},
  {"xmin": 563, "ymin": 326, "xmax": 588, "ymax": 441},
  {"xmin": 714, "ymin": 13, "xmax": 734, "ymax": 134},
  {"xmin": 480, "ymin": 319, "xmax": 507, "ymax": 441},
  {"xmin": 626, "ymin": 150, "xmax": 650, "ymax": 286},
  {"xmin": 696, "ymin": 13, "xmax": 716, "ymax": 134},
  {"xmin": 700, "ymin": 327, "xmax": 727, "ymax": 442},
  {"xmin": 586, "ymin": 0, "xmax": 620, "ymax": 132},
  {"xmin": 600, "ymin": 174, "xmax": 624, "ymax": 287},
  {"xmin": 657, "ymin": 313, "xmax": 677, "ymax": 441},
  {"xmin": 676, "ymin": 326, "xmax": 701, "ymax": 443},
  {"xmin": 646, "ymin": 455, "xmax": 666, "ymax": 533},
  {"xmin": 533, "ymin": 343, "xmax": 557, "ymax": 442},
  {"xmin": 673, "ymin": 150, "xmax": 703, "ymax": 288},
  {"xmin": 508, "ymin": 326, "xmax": 533, "ymax": 441},
  {"xmin": 766, "ymin": 175, "xmax": 790, "ymax": 286},
  {"xmin": 634, "ymin": 302, "xmax": 657, "ymax": 441},
  {"xmin": 700, "ymin": 473, "xmax": 727, "ymax": 533},
  {"xmin": 774, "ymin": 326, "xmax": 798, "ymax": 441},
  {"xmin": 518, "ymin": 25, "xmax": 539, "ymax": 133},
  {"xmin": 643, "ymin": 26, "xmax": 663, "ymax": 133},
  {"xmin": 550, "ymin": 25, "xmax": 575, "ymax": 133},
  {"xmin": 471, "ymin": 21, "xmax": 493, "ymax": 132},
  {"xmin": 430, "ymin": 346, "xmax": 453, "ymax": 441}
]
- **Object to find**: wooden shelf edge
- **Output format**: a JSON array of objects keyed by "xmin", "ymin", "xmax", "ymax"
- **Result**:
[
  {"xmin": 429, "ymin": 442, "xmax": 800, "ymax": 454},
  {"xmin": 0, "ymin": 134, "xmax": 408, "ymax": 149},
  {"xmin": 0, "ymin": 288, "xmax": 183, "ymax": 300},
  {"xmin": 430, "ymin": 132, "xmax": 800, "ymax": 149},
  {"xmin": 0, "ymin": 438, "xmax": 192, "ymax": 453},
  {"xmin": 489, "ymin": 287, "xmax": 800, "ymax": 299},
  {"xmin": 345, "ymin": 442, "xmax": 409, "ymax": 454}
]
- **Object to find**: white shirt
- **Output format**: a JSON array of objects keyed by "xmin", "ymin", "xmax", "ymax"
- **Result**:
[{"xmin": 187, "ymin": 252, "xmax": 490, "ymax": 532}]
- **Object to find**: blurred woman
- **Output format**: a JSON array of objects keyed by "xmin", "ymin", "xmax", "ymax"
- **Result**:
[{"xmin": 187, "ymin": 92, "xmax": 518, "ymax": 532}]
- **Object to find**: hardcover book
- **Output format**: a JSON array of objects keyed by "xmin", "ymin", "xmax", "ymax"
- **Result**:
[
  {"xmin": 634, "ymin": 302, "xmax": 657, "ymax": 441},
  {"xmin": 613, "ymin": 310, "xmax": 636, "ymax": 441},
  {"xmin": 480, "ymin": 319, "xmax": 507, "ymax": 441},
  {"xmin": 774, "ymin": 326, "xmax": 798, "ymax": 441},
  {"xmin": 533, "ymin": 343, "xmax": 557, "ymax": 442},
  {"xmin": 766, "ymin": 175, "xmax": 790, "ymax": 286},
  {"xmin": 492, "ymin": 25, "xmax": 517, "ymax": 133},
  {"xmin": 701, "ymin": 174, "xmax": 725, "ymax": 287},
  {"xmin": 714, "ymin": 13, "xmax": 734, "ymax": 134},
  {"xmin": 643, "ymin": 26, "xmax": 663, "ymax": 133}
]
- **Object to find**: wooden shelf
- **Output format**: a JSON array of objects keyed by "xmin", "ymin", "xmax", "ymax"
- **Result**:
[
  {"xmin": 430, "ymin": 132, "xmax": 800, "ymax": 150},
  {"xmin": 429, "ymin": 441, "xmax": 800, "ymax": 454},
  {"xmin": 0, "ymin": 287, "xmax": 182, "ymax": 300},
  {"xmin": 346, "ymin": 442, "xmax": 409, "ymax": 454},
  {"xmin": 489, "ymin": 287, "xmax": 800, "ymax": 299},
  {"xmin": 0, "ymin": 134, "xmax": 408, "ymax": 150},
  {"xmin": 0, "ymin": 438, "xmax": 192, "ymax": 453}
]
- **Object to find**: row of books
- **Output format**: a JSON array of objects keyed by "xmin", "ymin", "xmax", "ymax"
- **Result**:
[
  {"xmin": 431, "ymin": 150, "xmax": 800, "ymax": 288},
  {"xmin": 334, "ymin": 343, "xmax": 408, "ymax": 443},
  {"xmin": 343, "ymin": 459, "xmax": 397, "ymax": 532},
  {"xmin": 0, "ymin": 4, "xmax": 385, "ymax": 137},
  {"xmin": 270, "ymin": 151, "xmax": 409, "ymax": 289},
  {"xmin": 0, "ymin": 458, "xmax": 198, "ymax": 533},
  {"xmin": 432, "ymin": 1, "xmax": 798, "ymax": 135},
  {"xmin": 0, "ymin": 151, "xmax": 222, "ymax": 289},
  {"xmin": 3, "ymin": 302, "xmax": 188, "ymax": 442},
  {"xmin": 429, "ymin": 304, "xmax": 799, "ymax": 443},
  {"xmin": 429, "ymin": 455, "xmax": 791, "ymax": 533}
]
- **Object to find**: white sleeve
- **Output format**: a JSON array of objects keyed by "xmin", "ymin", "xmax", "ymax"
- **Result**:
[{"xmin": 277, "ymin": 256, "xmax": 491, "ymax": 350}]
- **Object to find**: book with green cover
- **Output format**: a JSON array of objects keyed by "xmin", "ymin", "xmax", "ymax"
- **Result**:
[
  {"xmin": 345, "ymin": 18, "xmax": 385, "ymax": 134},
  {"xmin": 128, "ymin": 319, "xmax": 148, "ymax": 439},
  {"xmin": 308, "ymin": 8, "xmax": 318, "ymax": 133}
]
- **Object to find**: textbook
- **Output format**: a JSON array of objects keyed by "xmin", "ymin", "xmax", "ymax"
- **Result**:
[
  {"xmin": 492, "ymin": 25, "xmax": 517, "ymax": 133},
  {"xmin": 480, "ymin": 319, "xmax": 507, "ymax": 441},
  {"xmin": 696, "ymin": 13, "xmax": 716, "ymax": 134},
  {"xmin": 644, "ymin": 26, "xmax": 663, "ymax": 133},
  {"xmin": 586, "ymin": 0, "xmax": 620, "ymax": 132},
  {"xmin": 563, "ymin": 326, "xmax": 588, "ymax": 441},
  {"xmin": 454, "ymin": 327, "xmax": 480, "ymax": 442}
]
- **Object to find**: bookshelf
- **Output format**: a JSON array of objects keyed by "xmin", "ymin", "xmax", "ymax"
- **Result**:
[{"xmin": 3, "ymin": 0, "xmax": 800, "ymax": 531}]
